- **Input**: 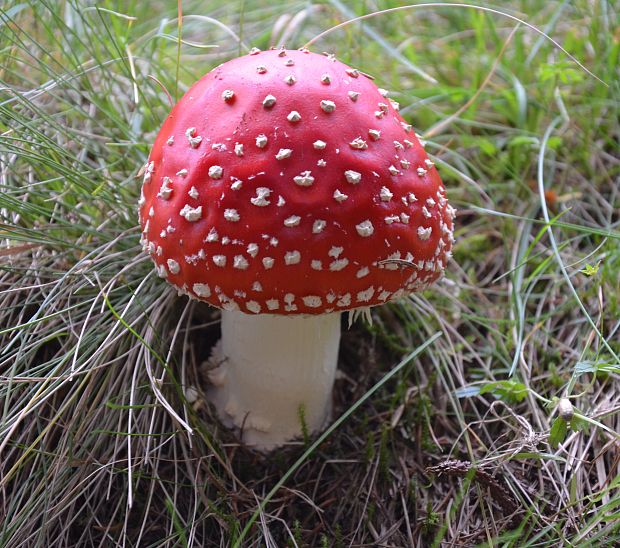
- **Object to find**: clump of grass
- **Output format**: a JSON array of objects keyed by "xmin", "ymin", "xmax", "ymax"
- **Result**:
[{"xmin": 1, "ymin": 0, "xmax": 619, "ymax": 546}]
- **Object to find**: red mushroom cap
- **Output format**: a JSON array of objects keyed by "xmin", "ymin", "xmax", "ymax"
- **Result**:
[{"xmin": 139, "ymin": 48, "xmax": 455, "ymax": 315}]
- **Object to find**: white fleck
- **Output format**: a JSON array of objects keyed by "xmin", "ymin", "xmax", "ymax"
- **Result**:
[
  {"xmin": 157, "ymin": 264, "xmax": 167, "ymax": 278},
  {"xmin": 143, "ymin": 161, "xmax": 154, "ymax": 182},
  {"xmin": 312, "ymin": 219, "xmax": 327, "ymax": 233},
  {"xmin": 193, "ymin": 283, "xmax": 211, "ymax": 297},
  {"xmin": 246, "ymin": 301, "xmax": 261, "ymax": 313},
  {"xmin": 220, "ymin": 298, "xmax": 239, "ymax": 312},
  {"xmin": 368, "ymin": 129, "xmax": 381, "ymax": 141},
  {"xmin": 285, "ymin": 250, "xmax": 301, "ymax": 265},
  {"xmin": 349, "ymin": 137, "xmax": 368, "ymax": 150},
  {"xmin": 379, "ymin": 186, "xmax": 393, "ymax": 201},
  {"xmin": 255, "ymin": 134, "xmax": 268, "ymax": 148},
  {"xmin": 176, "ymin": 168, "xmax": 188, "ymax": 178},
  {"xmin": 378, "ymin": 102, "xmax": 389, "ymax": 113},
  {"xmin": 287, "ymin": 111, "xmax": 301, "ymax": 122},
  {"xmin": 320, "ymin": 100, "xmax": 336, "ymax": 113},
  {"xmin": 275, "ymin": 148, "xmax": 292, "ymax": 160},
  {"xmin": 329, "ymin": 258, "xmax": 349, "ymax": 271},
  {"xmin": 374, "ymin": 110, "xmax": 385, "ymax": 119},
  {"xmin": 166, "ymin": 136, "xmax": 174, "ymax": 146},
  {"xmin": 262, "ymin": 94, "xmax": 276, "ymax": 108},
  {"xmin": 158, "ymin": 177, "xmax": 173, "ymax": 200},
  {"xmin": 277, "ymin": 195, "xmax": 286, "ymax": 207},
  {"xmin": 148, "ymin": 206, "xmax": 154, "ymax": 217},
  {"xmin": 167, "ymin": 259, "xmax": 180, "ymax": 274},
  {"xmin": 333, "ymin": 189, "xmax": 348, "ymax": 202},
  {"xmin": 317, "ymin": 159, "xmax": 327, "ymax": 167},
  {"xmin": 446, "ymin": 204, "xmax": 457, "ymax": 219},
  {"xmin": 209, "ymin": 165, "xmax": 223, "ymax": 179},
  {"xmin": 269, "ymin": 237, "xmax": 279, "ymax": 246},
  {"xmin": 180, "ymin": 204, "xmax": 202, "ymax": 222},
  {"xmin": 404, "ymin": 139, "xmax": 414, "ymax": 148},
  {"xmin": 344, "ymin": 170, "xmax": 361, "ymax": 184},
  {"xmin": 251, "ymin": 187, "xmax": 272, "ymax": 207},
  {"xmin": 357, "ymin": 286, "xmax": 375, "ymax": 302},
  {"xmin": 378, "ymin": 88, "xmax": 389, "ymax": 97},
  {"xmin": 233, "ymin": 255, "xmax": 249, "ymax": 270},
  {"xmin": 213, "ymin": 255, "xmax": 227, "ymax": 267},
  {"xmin": 356, "ymin": 220, "xmax": 374, "ymax": 237},
  {"xmin": 337, "ymin": 293, "xmax": 351, "ymax": 307},
  {"xmin": 389, "ymin": 99, "xmax": 400, "ymax": 110},
  {"xmin": 417, "ymin": 167, "xmax": 428, "ymax": 176},
  {"xmin": 205, "ymin": 227, "xmax": 219, "ymax": 242},
  {"xmin": 266, "ymin": 299, "xmax": 279, "ymax": 310},
  {"xmin": 320, "ymin": 73, "xmax": 331, "ymax": 84},
  {"xmin": 185, "ymin": 127, "xmax": 202, "ymax": 148},
  {"xmin": 418, "ymin": 226, "xmax": 432, "ymax": 241},
  {"xmin": 256, "ymin": 65, "xmax": 267, "ymax": 74},
  {"xmin": 346, "ymin": 69, "xmax": 359, "ymax": 78},
  {"xmin": 311, "ymin": 260, "xmax": 323, "ymax": 270},
  {"xmin": 348, "ymin": 91, "xmax": 360, "ymax": 101},
  {"xmin": 356, "ymin": 266, "xmax": 369, "ymax": 278},
  {"xmin": 230, "ymin": 178, "xmax": 243, "ymax": 191},
  {"xmin": 401, "ymin": 122, "xmax": 412, "ymax": 132},
  {"xmin": 247, "ymin": 243, "xmax": 259, "ymax": 257},
  {"xmin": 381, "ymin": 252, "xmax": 401, "ymax": 270},
  {"xmin": 294, "ymin": 171, "xmax": 314, "ymax": 186},
  {"xmin": 234, "ymin": 143, "xmax": 244, "ymax": 157},
  {"xmin": 408, "ymin": 192, "xmax": 418, "ymax": 203},
  {"xmin": 284, "ymin": 215, "xmax": 301, "ymax": 227},
  {"xmin": 384, "ymin": 215, "xmax": 399, "ymax": 224},
  {"xmin": 400, "ymin": 213, "xmax": 410, "ymax": 224},
  {"xmin": 313, "ymin": 140, "xmax": 327, "ymax": 150},
  {"xmin": 188, "ymin": 186, "xmax": 199, "ymax": 199},
  {"xmin": 211, "ymin": 142, "xmax": 227, "ymax": 152},
  {"xmin": 252, "ymin": 281, "xmax": 262, "ymax": 292},
  {"xmin": 284, "ymin": 293, "xmax": 297, "ymax": 312},
  {"xmin": 425, "ymin": 158, "xmax": 435, "ymax": 168},
  {"xmin": 262, "ymin": 257, "xmax": 274, "ymax": 269},
  {"xmin": 284, "ymin": 58, "xmax": 294, "ymax": 65},
  {"xmin": 379, "ymin": 290, "xmax": 391, "ymax": 301},
  {"xmin": 221, "ymin": 89, "xmax": 235, "ymax": 102},
  {"xmin": 422, "ymin": 206, "xmax": 432, "ymax": 218},
  {"xmin": 303, "ymin": 296, "xmax": 322, "ymax": 308},
  {"xmin": 284, "ymin": 74, "xmax": 296, "ymax": 85},
  {"xmin": 328, "ymin": 246, "xmax": 343, "ymax": 258},
  {"xmin": 400, "ymin": 159, "xmax": 411, "ymax": 169},
  {"xmin": 388, "ymin": 165, "xmax": 400, "ymax": 176},
  {"xmin": 224, "ymin": 209, "xmax": 240, "ymax": 222},
  {"xmin": 249, "ymin": 47, "xmax": 261, "ymax": 55},
  {"xmin": 426, "ymin": 197, "xmax": 436, "ymax": 207}
]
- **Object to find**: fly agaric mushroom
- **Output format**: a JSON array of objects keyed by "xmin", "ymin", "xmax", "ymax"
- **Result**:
[{"xmin": 138, "ymin": 47, "xmax": 455, "ymax": 450}]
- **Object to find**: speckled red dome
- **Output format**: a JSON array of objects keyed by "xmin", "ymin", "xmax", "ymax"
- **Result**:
[{"xmin": 138, "ymin": 48, "xmax": 455, "ymax": 315}]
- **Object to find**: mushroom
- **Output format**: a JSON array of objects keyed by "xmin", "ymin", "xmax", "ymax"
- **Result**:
[{"xmin": 138, "ymin": 48, "xmax": 455, "ymax": 450}]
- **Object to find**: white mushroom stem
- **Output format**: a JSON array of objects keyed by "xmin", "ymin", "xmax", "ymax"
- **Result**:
[{"xmin": 207, "ymin": 310, "xmax": 341, "ymax": 451}]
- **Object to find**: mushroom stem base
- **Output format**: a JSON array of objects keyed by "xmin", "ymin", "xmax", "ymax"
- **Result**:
[{"xmin": 207, "ymin": 310, "xmax": 341, "ymax": 451}]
